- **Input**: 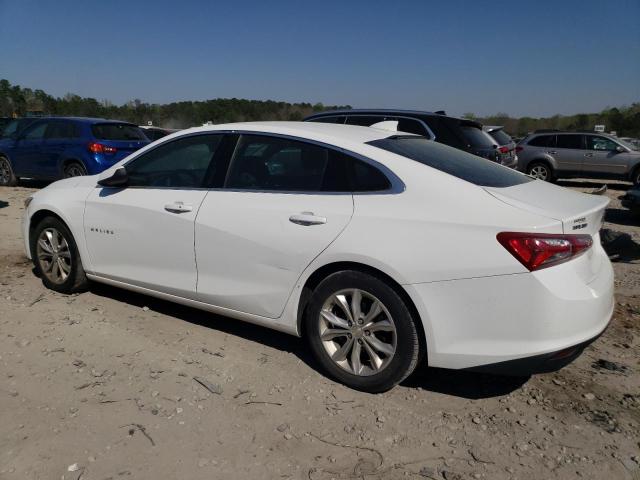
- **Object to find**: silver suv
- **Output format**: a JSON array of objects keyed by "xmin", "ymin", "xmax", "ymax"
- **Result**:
[{"xmin": 517, "ymin": 131, "xmax": 640, "ymax": 185}]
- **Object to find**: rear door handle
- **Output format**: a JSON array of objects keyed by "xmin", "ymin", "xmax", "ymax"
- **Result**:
[
  {"xmin": 584, "ymin": 153, "xmax": 594, "ymax": 157},
  {"xmin": 547, "ymin": 151, "xmax": 557, "ymax": 155},
  {"xmin": 289, "ymin": 212, "xmax": 327, "ymax": 226},
  {"xmin": 164, "ymin": 201, "xmax": 193, "ymax": 214}
]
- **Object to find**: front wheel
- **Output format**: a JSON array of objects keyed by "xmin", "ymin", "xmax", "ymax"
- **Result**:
[
  {"xmin": 0, "ymin": 156, "xmax": 17, "ymax": 186},
  {"xmin": 304, "ymin": 270, "xmax": 420, "ymax": 393},
  {"xmin": 31, "ymin": 216, "xmax": 89, "ymax": 293}
]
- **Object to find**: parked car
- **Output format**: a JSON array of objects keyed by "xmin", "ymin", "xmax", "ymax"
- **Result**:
[
  {"xmin": 618, "ymin": 137, "xmax": 640, "ymax": 151},
  {"xmin": 22, "ymin": 122, "xmax": 613, "ymax": 392},
  {"xmin": 516, "ymin": 131, "xmax": 640, "ymax": 184},
  {"xmin": 139, "ymin": 126, "xmax": 177, "ymax": 142},
  {"xmin": 483, "ymin": 125, "xmax": 518, "ymax": 168},
  {"xmin": 304, "ymin": 109, "xmax": 515, "ymax": 167},
  {"xmin": 0, "ymin": 117, "xmax": 149, "ymax": 186},
  {"xmin": 620, "ymin": 185, "xmax": 640, "ymax": 215}
]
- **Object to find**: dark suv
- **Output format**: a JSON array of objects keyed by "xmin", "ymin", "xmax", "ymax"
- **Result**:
[
  {"xmin": 516, "ymin": 131, "xmax": 640, "ymax": 184},
  {"xmin": 0, "ymin": 117, "xmax": 149, "ymax": 186},
  {"xmin": 304, "ymin": 109, "xmax": 513, "ymax": 166}
]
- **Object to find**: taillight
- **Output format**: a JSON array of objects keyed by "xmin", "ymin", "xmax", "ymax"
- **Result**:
[
  {"xmin": 497, "ymin": 232, "xmax": 592, "ymax": 271},
  {"xmin": 515, "ymin": 146, "xmax": 524, "ymax": 153},
  {"xmin": 88, "ymin": 142, "xmax": 117, "ymax": 154},
  {"xmin": 498, "ymin": 146, "xmax": 509, "ymax": 154}
]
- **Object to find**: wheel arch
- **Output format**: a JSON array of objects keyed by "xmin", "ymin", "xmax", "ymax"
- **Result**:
[
  {"xmin": 60, "ymin": 157, "xmax": 86, "ymax": 175},
  {"xmin": 28, "ymin": 209, "xmax": 68, "ymax": 255},
  {"xmin": 295, "ymin": 260, "xmax": 428, "ymax": 363}
]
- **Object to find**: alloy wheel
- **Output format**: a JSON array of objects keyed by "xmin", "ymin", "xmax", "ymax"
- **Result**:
[
  {"xmin": 529, "ymin": 165, "xmax": 549, "ymax": 181},
  {"xmin": 36, "ymin": 228, "xmax": 72, "ymax": 284},
  {"xmin": 319, "ymin": 289, "xmax": 397, "ymax": 376}
]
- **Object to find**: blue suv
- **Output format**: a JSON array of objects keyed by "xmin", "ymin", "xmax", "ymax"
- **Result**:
[{"xmin": 0, "ymin": 117, "xmax": 149, "ymax": 186}]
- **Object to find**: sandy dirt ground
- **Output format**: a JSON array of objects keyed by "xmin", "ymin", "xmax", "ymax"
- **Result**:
[{"xmin": 0, "ymin": 180, "xmax": 639, "ymax": 480}]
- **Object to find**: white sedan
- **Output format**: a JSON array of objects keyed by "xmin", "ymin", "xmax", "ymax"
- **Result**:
[{"xmin": 22, "ymin": 122, "xmax": 614, "ymax": 392}]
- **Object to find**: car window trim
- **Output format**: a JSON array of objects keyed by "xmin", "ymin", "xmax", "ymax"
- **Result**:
[
  {"xmin": 219, "ymin": 131, "xmax": 404, "ymax": 195},
  {"xmin": 344, "ymin": 114, "xmax": 436, "ymax": 141}
]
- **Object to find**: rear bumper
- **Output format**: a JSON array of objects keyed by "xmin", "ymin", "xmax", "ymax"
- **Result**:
[
  {"xmin": 405, "ymin": 243, "xmax": 615, "ymax": 370},
  {"xmin": 463, "ymin": 326, "xmax": 607, "ymax": 376}
]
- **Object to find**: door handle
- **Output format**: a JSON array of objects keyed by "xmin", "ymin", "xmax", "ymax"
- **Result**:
[
  {"xmin": 547, "ymin": 151, "xmax": 557, "ymax": 155},
  {"xmin": 164, "ymin": 201, "xmax": 193, "ymax": 213},
  {"xmin": 584, "ymin": 153, "xmax": 594, "ymax": 157},
  {"xmin": 289, "ymin": 212, "xmax": 327, "ymax": 226}
]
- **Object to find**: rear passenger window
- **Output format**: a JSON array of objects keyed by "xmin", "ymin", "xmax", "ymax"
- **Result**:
[
  {"xmin": 528, "ymin": 135, "xmax": 555, "ymax": 147},
  {"xmin": 46, "ymin": 122, "xmax": 77, "ymax": 139},
  {"xmin": 226, "ymin": 135, "xmax": 330, "ymax": 191},
  {"xmin": 556, "ymin": 135, "xmax": 583, "ymax": 149},
  {"xmin": 396, "ymin": 118, "xmax": 428, "ymax": 136}
]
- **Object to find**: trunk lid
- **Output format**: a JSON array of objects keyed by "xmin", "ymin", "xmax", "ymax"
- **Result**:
[{"xmin": 484, "ymin": 179, "xmax": 608, "ymax": 235}]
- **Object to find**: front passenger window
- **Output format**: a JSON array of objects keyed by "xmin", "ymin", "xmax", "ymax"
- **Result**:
[
  {"xmin": 126, "ymin": 134, "xmax": 222, "ymax": 188},
  {"xmin": 586, "ymin": 136, "xmax": 618, "ymax": 151}
]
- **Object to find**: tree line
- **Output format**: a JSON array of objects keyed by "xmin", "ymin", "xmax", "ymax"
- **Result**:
[{"xmin": 1, "ymin": 78, "xmax": 638, "ymax": 137}]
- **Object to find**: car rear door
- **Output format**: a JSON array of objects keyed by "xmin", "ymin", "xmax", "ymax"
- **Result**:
[
  {"xmin": 554, "ymin": 134, "xmax": 585, "ymax": 173},
  {"xmin": 583, "ymin": 135, "xmax": 631, "ymax": 176},
  {"xmin": 194, "ymin": 133, "xmax": 354, "ymax": 319},
  {"xmin": 83, "ymin": 133, "xmax": 224, "ymax": 297},
  {"xmin": 41, "ymin": 120, "xmax": 77, "ymax": 178}
]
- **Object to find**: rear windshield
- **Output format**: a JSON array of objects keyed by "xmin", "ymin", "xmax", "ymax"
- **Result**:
[
  {"xmin": 367, "ymin": 136, "xmax": 532, "ymax": 188},
  {"xmin": 460, "ymin": 126, "xmax": 496, "ymax": 147},
  {"xmin": 488, "ymin": 129, "xmax": 512, "ymax": 145},
  {"xmin": 92, "ymin": 123, "xmax": 146, "ymax": 141}
]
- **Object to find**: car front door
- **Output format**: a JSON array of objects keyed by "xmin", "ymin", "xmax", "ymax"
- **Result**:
[
  {"xmin": 554, "ymin": 134, "xmax": 585, "ymax": 174},
  {"xmin": 11, "ymin": 121, "xmax": 49, "ymax": 177},
  {"xmin": 83, "ymin": 133, "xmax": 225, "ymax": 298},
  {"xmin": 583, "ymin": 135, "xmax": 631, "ymax": 176},
  {"xmin": 194, "ymin": 134, "xmax": 354, "ymax": 319}
]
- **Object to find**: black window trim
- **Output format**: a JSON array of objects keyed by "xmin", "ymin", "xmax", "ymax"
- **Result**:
[{"xmin": 113, "ymin": 130, "xmax": 404, "ymax": 194}]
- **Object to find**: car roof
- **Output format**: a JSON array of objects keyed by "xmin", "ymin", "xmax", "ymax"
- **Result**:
[
  {"xmin": 305, "ymin": 109, "xmax": 481, "ymax": 126},
  {"xmin": 18, "ymin": 116, "xmax": 137, "ymax": 125},
  {"xmin": 182, "ymin": 121, "xmax": 410, "ymax": 145}
]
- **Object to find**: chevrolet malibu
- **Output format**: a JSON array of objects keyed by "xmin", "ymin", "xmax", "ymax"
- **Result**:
[{"xmin": 22, "ymin": 122, "xmax": 614, "ymax": 392}]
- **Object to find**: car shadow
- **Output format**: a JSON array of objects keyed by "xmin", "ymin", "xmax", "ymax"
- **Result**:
[
  {"xmin": 556, "ymin": 179, "xmax": 630, "ymax": 192},
  {"xmin": 88, "ymin": 282, "xmax": 529, "ymax": 399},
  {"xmin": 0, "ymin": 200, "xmax": 8, "ymax": 209}
]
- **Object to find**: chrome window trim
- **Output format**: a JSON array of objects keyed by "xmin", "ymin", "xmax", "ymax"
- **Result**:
[{"xmin": 105, "ymin": 130, "xmax": 404, "ymax": 194}]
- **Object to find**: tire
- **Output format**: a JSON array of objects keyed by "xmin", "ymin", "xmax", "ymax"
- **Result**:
[
  {"xmin": 632, "ymin": 167, "xmax": 640, "ymax": 186},
  {"xmin": 304, "ymin": 270, "xmax": 420, "ymax": 393},
  {"xmin": 31, "ymin": 216, "xmax": 89, "ymax": 294},
  {"xmin": 0, "ymin": 156, "xmax": 17, "ymax": 186},
  {"xmin": 63, "ymin": 161, "xmax": 87, "ymax": 178},
  {"xmin": 527, "ymin": 161, "xmax": 554, "ymax": 182}
]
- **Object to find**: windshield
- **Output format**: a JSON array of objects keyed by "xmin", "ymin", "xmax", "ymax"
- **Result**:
[
  {"xmin": 460, "ymin": 126, "xmax": 496, "ymax": 147},
  {"xmin": 92, "ymin": 123, "xmax": 147, "ymax": 141},
  {"xmin": 488, "ymin": 129, "xmax": 512, "ymax": 145},
  {"xmin": 368, "ymin": 136, "xmax": 532, "ymax": 188}
]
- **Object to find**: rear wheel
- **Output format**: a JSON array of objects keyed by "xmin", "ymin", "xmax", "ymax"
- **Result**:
[
  {"xmin": 527, "ymin": 162, "xmax": 554, "ymax": 182},
  {"xmin": 64, "ymin": 162, "xmax": 87, "ymax": 178},
  {"xmin": 0, "ymin": 156, "xmax": 17, "ymax": 186},
  {"xmin": 31, "ymin": 216, "xmax": 89, "ymax": 293},
  {"xmin": 632, "ymin": 167, "xmax": 640, "ymax": 186},
  {"xmin": 304, "ymin": 270, "xmax": 420, "ymax": 393}
]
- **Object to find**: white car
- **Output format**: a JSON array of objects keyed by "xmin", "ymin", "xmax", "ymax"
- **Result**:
[{"xmin": 22, "ymin": 122, "xmax": 614, "ymax": 392}]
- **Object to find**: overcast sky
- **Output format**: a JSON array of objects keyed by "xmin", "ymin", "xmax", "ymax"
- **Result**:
[{"xmin": 1, "ymin": 0, "xmax": 638, "ymax": 117}]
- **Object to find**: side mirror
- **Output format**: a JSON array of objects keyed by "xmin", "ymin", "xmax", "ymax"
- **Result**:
[
  {"xmin": 615, "ymin": 145, "xmax": 625, "ymax": 153},
  {"xmin": 97, "ymin": 167, "xmax": 128, "ymax": 187}
]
